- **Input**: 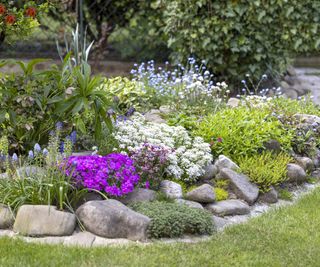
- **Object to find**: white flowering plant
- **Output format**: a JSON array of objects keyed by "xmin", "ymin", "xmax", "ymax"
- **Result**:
[
  {"xmin": 130, "ymin": 58, "xmax": 229, "ymax": 114},
  {"xmin": 113, "ymin": 113, "xmax": 213, "ymax": 183}
]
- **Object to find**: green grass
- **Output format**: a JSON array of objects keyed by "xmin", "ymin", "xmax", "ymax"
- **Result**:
[{"xmin": 1, "ymin": 188, "xmax": 320, "ymax": 267}]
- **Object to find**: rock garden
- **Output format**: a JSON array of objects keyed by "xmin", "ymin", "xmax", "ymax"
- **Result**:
[
  {"xmin": 0, "ymin": 0, "xmax": 320, "ymax": 256},
  {"xmin": 1, "ymin": 55, "xmax": 320, "ymax": 245}
]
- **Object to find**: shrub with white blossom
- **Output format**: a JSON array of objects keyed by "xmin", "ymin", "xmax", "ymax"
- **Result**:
[{"xmin": 113, "ymin": 113, "xmax": 213, "ymax": 183}]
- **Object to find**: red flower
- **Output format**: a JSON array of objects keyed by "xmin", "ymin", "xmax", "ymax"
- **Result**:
[
  {"xmin": 0, "ymin": 4, "xmax": 6, "ymax": 15},
  {"xmin": 5, "ymin": 14, "xmax": 16, "ymax": 25},
  {"xmin": 25, "ymin": 7, "xmax": 37, "ymax": 18},
  {"xmin": 217, "ymin": 137, "xmax": 223, "ymax": 143}
]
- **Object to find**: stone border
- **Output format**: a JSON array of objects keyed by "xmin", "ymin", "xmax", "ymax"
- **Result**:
[{"xmin": 0, "ymin": 182, "xmax": 318, "ymax": 248}]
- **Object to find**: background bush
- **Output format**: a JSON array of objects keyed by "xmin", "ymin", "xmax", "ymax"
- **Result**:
[
  {"xmin": 130, "ymin": 201, "xmax": 214, "ymax": 238},
  {"xmin": 238, "ymin": 151, "xmax": 292, "ymax": 192},
  {"xmin": 135, "ymin": 0, "xmax": 320, "ymax": 86},
  {"xmin": 194, "ymin": 106, "xmax": 293, "ymax": 159}
]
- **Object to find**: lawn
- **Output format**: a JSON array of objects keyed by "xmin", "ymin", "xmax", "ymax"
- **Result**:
[{"xmin": 0, "ymin": 187, "xmax": 319, "ymax": 267}]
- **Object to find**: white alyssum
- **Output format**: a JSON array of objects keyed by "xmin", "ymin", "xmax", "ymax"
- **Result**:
[{"xmin": 114, "ymin": 113, "xmax": 213, "ymax": 182}]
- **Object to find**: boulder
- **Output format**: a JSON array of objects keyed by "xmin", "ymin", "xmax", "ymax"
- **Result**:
[
  {"xmin": 119, "ymin": 188, "xmax": 156, "ymax": 205},
  {"xmin": 160, "ymin": 180, "xmax": 183, "ymax": 199},
  {"xmin": 185, "ymin": 184, "xmax": 215, "ymax": 203},
  {"xmin": 13, "ymin": 205, "xmax": 76, "ymax": 236},
  {"xmin": 294, "ymin": 114, "xmax": 320, "ymax": 125},
  {"xmin": 175, "ymin": 199, "xmax": 204, "ymax": 209},
  {"xmin": 201, "ymin": 164, "xmax": 218, "ymax": 180},
  {"xmin": 293, "ymin": 84, "xmax": 311, "ymax": 96},
  {"xmin": 264, "ymin": 139, "xmax": 281, "ymax": 153},
  {"xmin": 227, "ymin": 98, "xmax": 240, "ymax": 108},
  {"xmin": 283, "ymin": 89, "xmax": 298, "ymax": 99},
  {"xmin": 295, "ymin": 157, "xmax": 314, "ymax": 172},
  {"xmin": 144, "ymin": 109, "xmax": 166, "ymax": 124},
  {"xmin": 0, "ymin": 204, "xmax": 14, "ymax": 229},
  {"xmin": 259, "ymin": 187, "xmax": 278, "ymax": 204},
  {"xmin": 219, "ymin": 168, "xmax": 259, "ymax": 205},
  {"xmin": 76, "ymin": 200, "xmax": 150, "ymax": 241},
  {"xmin": 212, "ymin": 215, "xmax": 229, "ymax": 230},
  {"xmin": 214, "ymin": 155, "xmax": 239, "ymax": 173},
  {"xmin": 311, "ymin": 170, "xmax": 320, "ymax": 179},
  {"xmin": 287, "ymin": 66, "xmax": 297, "ymax": 76},
  {"xmin": 280, "ymin": 81, "xmax": 290, "ymax": 89},
  {"xmin": 287, "ymin": 163, "xmax": 307, "ymax": 183},
  {"xmin": 206, "ymin": 200, "xmax": 250, "ymax": 216},
  {"xmin": 159, "ymin": 106, "xmax": 173, "ymax": 115}
]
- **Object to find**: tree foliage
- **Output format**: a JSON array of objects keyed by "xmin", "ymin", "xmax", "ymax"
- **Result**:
[{"xmin": 136, "ymin": 0, "xmax": 320, "ymax": 85}]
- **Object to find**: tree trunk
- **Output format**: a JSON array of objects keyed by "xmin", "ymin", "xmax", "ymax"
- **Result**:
[{"xmin": 0, "ymin": 31, "xmax": 5, "ymax": 46}]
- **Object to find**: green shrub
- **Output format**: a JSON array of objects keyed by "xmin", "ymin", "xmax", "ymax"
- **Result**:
[
  {"xmin": 194, "ymin": 106, "xmax": 293, "ymax": 158},
  {"xmin": 102, "ymin": 77, "xmax": 154, "ymax": 112},
  {"xmin": 269, "ymin": 96, "xmax": 320, "ymax": 117},
  {"xmin": 268, "ymin": 96, "xmax": 320, "ymax": 157},
  {"xmin": 166, "ymin": 112, "xmax": 199, "ymax": 132},
  {"xmin": 140, "ymin": 1, "xmax": 320, "ymax": 86},
  {"xmin": 130, "ymin": 201, "xmax": 214, "ymax": 238},
  {"xmin": 0, "ymin": 59, "xmax": 66, "ymax": 152},
  {"xmin": 238, "ymin": 152, "xmax": 292, "ymax": 192},
  {"xmin": 214, "ymin": 188, "xmax": 229, "ymax": 201}
]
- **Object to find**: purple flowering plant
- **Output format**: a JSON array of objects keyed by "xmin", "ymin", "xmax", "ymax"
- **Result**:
[
  {"xmin": 130, "ymin": 143, "xmax": 171, "ymax": 190},
  {"xmin": 64, "ymin": 153, "xmax": 140, "ymax": 197}
]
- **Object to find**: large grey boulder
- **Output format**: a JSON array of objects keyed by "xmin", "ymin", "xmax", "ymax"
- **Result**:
[
  {"xmin": 119, "ymin": 188, "xmax": 156, "ymax": 205},
  {"xmin": 219, "ymin": 168, "xmax": 259, "ymax": 205},
  {"xmin": 212, "ymin": 215, "xmax": 229, "ymax": 230},
  {"xmin": 76, "ymin": 200, "xmax": 151, "ymax": 241},
  {"xmin": 13, "ymin": 205, "xmax": 76, "ymax": 236},
  {"xmin": 206, "ymin": 200, "xmax": 250, "ymax": 216},
  {"xmin": 201, "ymin": 164, "xmax": 218, "ymax": 180},
  {"xmin": 0, "ymin": 204, "xmax": 14, "ymax": 229},
  {"xmin": 295, "ymin": 157, "xmax": 314, "ymax": 172},
  {"xmin": 259, "ymin": 187, "xmax": 278, "ymax": 204},
  {"xmin": 214, "ymin": 155, "xmax": 239, "ymax": 173},
  {"xmin": 160, "ymin": 180, "xmax": 183, "ymax": 199},
  {"xmin": 175, "ymin": 199, "xmax": 204, "ymax": 209},
  {"xmin": 287, "ymin": 163, "xmax": 307, "ymax": 183},
  {"xmin": 185, "ymin": 184, "xmax": 215, "ymax": 203}
]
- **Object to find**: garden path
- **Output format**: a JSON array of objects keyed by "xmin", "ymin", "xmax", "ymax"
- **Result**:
[{"xmin": 295, "ymin": 68, "xmax": 320, "ymax": 104}]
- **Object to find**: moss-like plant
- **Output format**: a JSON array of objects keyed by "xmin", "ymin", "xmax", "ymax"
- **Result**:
[
  {"xmin": 194, "ymin": 106, "xmax": 294, "ymax": 158},
  {"xmin": 130, "ymin": 201, "xmax": 214, "ymax": 238},
  {"xmin": 214, "ymin": 188, "xmax": 228, "ymax": 201},
  {"xmin": 238, "ymin": 152, "xmax": 292, "ymax": 192}
]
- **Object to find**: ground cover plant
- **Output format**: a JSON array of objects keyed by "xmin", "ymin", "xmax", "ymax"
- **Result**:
[
  {"xmin": 130, "ymin": 201, "xmax": 214, "ymax": 238},
  {"xmin": 194, "ymin": 105, "xmax": 294, "ymax": 159},
  {"xmin": 113, "ymin": 113, "xmax": 212, "ymax": 183},
  {"xmin": 238, "ymin": 151, "xmax": 292, "ymax": 192}
]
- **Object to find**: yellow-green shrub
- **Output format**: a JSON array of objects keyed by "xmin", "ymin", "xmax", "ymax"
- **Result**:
[{"xmin": 239, "ymin": 152, "xmax": 292, "ymax": 192}]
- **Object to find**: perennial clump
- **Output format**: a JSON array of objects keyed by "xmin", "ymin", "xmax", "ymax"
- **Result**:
[
  {"xmin": 65, "ymin": 154, "xmax": 140, "ymax": 197},
  {"xmin": 114, "ymin": 113, "xmax": 213, "ymax": 183}
]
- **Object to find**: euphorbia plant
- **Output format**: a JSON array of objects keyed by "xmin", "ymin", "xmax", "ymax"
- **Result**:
[{"xmin": 0, "ymin": 1, "xmax": 52, "ymax": 44}]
